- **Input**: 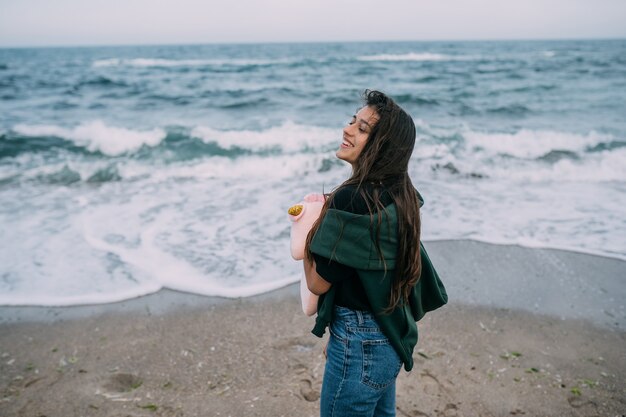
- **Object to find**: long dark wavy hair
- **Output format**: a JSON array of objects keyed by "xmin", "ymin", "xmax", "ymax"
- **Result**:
[{"xmin": 305, "ymin": 89, "xmax": 422, "ymax": 311}]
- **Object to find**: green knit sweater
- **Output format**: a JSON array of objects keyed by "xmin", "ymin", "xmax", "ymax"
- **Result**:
[{"xmin": 310, "ymin": 203, "xmax": 448, "ymax": 372}]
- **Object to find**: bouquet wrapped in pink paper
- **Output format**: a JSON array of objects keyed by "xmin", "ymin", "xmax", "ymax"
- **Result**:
[{"xmin": 288, "ymin": 193, "xmax": 325, "ymax": 316}]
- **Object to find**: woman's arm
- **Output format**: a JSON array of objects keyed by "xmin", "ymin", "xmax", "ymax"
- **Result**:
[{"xmin": 303, "ymin": 256, "xmax": 332, "ymax": 295}]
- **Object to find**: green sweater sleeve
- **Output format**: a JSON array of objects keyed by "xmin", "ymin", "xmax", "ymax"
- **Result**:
[{"xmin": 310, "ymin": 205, "xmax": 398, "ymax": 270}]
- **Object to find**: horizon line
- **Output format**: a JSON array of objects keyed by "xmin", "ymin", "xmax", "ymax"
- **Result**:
[{"xmin": 1, "ymin": 36, "xmax": 625, "ymax": 50}]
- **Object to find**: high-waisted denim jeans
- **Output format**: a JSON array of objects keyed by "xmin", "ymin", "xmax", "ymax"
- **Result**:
[{"xmin": 320, "ymin": 306, "xmax": 403, "ymax": 417}]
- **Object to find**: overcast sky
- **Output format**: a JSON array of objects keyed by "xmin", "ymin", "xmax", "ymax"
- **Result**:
[{"xmin": 1, "ymin": 0, "xmax": 625, "ymax": 47}]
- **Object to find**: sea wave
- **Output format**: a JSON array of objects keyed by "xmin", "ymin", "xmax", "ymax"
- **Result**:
[
  {"xmin": 412, "ymin": 124, "xmax": 626, "ymax": 182},
  {"xmin": 5, "ymin": 120, "xmax": 625, "ymax": 192},
  {"xmin": 0, "ymin": 132, "xmax": 85, "ymax": 159},
  {"xmin": 31, "ymin": 164, "xmax": 123, "ymax": 185},
  {"xmin": 92, "ymin": 57, "xmax": 293, "ymax": 68},
  {"xmin": 3, "ymin": 121, "xmax": 340, "ymax": 161},
  {"xmin": 486, "ymin": 104, "xmax": 532, "ymax": 116},
  {"xmin": 74, "ymin": 76, "xmax": 128, "ymax": 89},
  {"xmin": 12, "ymin": 121, "xmax": 166, "ymax": 156},
  {"xmin": 540, "ymin": 148, "xmax": 626, "ymax": 182},
  {"xmin": 462, "ymin": 129, "xmax": 613, "ymax": 159}
]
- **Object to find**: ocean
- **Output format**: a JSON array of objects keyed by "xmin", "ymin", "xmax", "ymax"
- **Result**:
[{"xmin": 0, "ymin": 40, "xmax": 625, "ymax": 306}]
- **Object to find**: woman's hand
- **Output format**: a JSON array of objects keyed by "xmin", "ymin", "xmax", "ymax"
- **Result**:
[{"xmin": 288, "ymin": 193, "xmax": 325, "ymax": 260}]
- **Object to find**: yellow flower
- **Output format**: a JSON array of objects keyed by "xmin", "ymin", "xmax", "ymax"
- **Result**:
[{"xmin": 288, "ymin": 204, "xmax": 303, "ymax": 216}]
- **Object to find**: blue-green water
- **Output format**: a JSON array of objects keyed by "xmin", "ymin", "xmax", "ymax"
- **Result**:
[{"xmin": 1, "ymin": 40, "xmax": 625, "ymax": 305}]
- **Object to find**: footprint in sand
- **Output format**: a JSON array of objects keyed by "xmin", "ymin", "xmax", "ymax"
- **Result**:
[
  {"xmin": 103, "ymin": 373, "xmax": 143, "ymax": 393},
  {"xmin": 567, "ymin": 394, "xmax": 596, "ymax": 411},
  {"xmin": 299, "ymin": 378, "xmax": 320, "ymax": 402}
]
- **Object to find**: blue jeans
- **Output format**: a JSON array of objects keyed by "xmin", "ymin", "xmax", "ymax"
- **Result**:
[{"xmin": 320, "ymin": 306, "xmax": 403, "ymax": 417}]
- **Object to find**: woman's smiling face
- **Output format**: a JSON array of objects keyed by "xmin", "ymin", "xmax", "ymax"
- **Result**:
[{"xmin": 336, "ymin": 106, "xmax": 379, "ymax": 166}]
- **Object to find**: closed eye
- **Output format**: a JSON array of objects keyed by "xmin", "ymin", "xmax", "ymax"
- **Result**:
[{"xmin": 348, "ymin": 115, "xmax": 368, "ymax": 133}]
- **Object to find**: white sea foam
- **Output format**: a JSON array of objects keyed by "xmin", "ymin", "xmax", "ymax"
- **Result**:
[
  {"xmin": 13, "ymin": 121, "xmax": 166, "ymax": 156},
  {"xmin": 421, "ymin": 178, "xmax": 626, "ymax": 261},
  {"xmin": 82, "ymin": 217, "xmax": 297, "ymax": 300},
  {"xmin": 462, "ymin": 129, "xmax": 610, "ymax": 159},
  {"xmin": 0, "ymin": 188, "xmax": 159, "ymax": 306},
  {"xmin": 357, "ymin": 52, "xmax": 472, "ymax": 62},
  {"xmin": 191, "ymin": 121, "xmax": 338, "ymax": 153},
  {"xmin": 535, "ymin": 148, "xmax": 626, "ymax": 182},
  {"xmin": 0, "ymin": 163, "xmax": 310, "ymax": 305},
  {"xmin": 451, "ymin": 128, "xmax": 626, "ymax": 182},
  {"xmin": 73, "ymin": 171, "xmax": 311, "ymax": 302}
]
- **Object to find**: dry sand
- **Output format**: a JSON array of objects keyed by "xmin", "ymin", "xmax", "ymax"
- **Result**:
[{"xmin": 1, "ymin": 241, "xmax": 625, "ymax": 417}]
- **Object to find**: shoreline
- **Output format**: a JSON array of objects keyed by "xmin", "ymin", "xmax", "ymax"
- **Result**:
[
  {"xmin": 427, "ymin": 237, "xmax": 626, "ymax": 262},
  {"xmin": 2, "ymin": 239, "xmax": 624, "ymax": 331}
]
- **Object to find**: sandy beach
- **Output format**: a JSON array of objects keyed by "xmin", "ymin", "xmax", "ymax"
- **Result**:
[{"xmin": 1, "ymin": 240, "xmax": 625, "ymax": 417}]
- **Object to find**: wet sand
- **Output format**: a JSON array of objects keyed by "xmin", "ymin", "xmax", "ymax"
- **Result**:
[{"xmin": 1, "ymin": 241, "xmax": 625, "ymax": 416}]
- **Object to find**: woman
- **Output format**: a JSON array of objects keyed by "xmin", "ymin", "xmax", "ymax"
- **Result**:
[{"xmin": 303, "ymin": 90, "xmax": 447, "ymax": 416}]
